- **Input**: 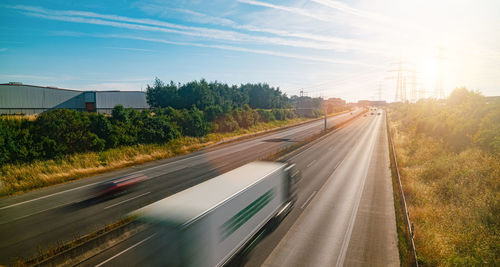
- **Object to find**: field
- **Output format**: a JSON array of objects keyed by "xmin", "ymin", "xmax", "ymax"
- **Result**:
[{"xmin": 388, "ymin": 89, "xmax": 499, "ymax": 266}]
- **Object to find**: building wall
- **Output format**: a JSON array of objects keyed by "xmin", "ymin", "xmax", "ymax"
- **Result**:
[
  {"xmin": 0, "ymin": 84, "xmax": 149, "ymax": 115},
  {"xmin": 95, "ymin": 91, "xmax": 149, "ymax": 113},
  {"xmin": 0, "ymin": 85, "xmax": 84, "ymax": 114}
]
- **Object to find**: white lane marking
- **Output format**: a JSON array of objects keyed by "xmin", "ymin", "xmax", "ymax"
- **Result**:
[
  {"xmin": 284, "ymin": 163, "xmax": 296, "ymax": 172},
  {"xmin": 298, "ymin": 159, "xmax": 343, "ymax": 212},
  {"xmin": 306, "ymin": 160, "xmax": 317, "ymax": 168},
  {"xmin": 1, "ymin": 201, "xmax": 73, "ymax": 224},
  {"xmin": 287, "ymin": 114, "xmax": 362, "ymax": 162},
  {"xmin": 334, "ymin": 161, "xmax": 341, "ymax": 169},
  {"xmin": 0, "ymin": 183, "xmax": 100, "ymax": 211},
  {"xmin": 336, "ymin": 114, "xmax": 381, "ymax": 267},
  {"xmin": 95, "ymin": 233, "xmax": 156, "ymax": 267},
  {"xmin": 301, "ymin": 191, "xmax": 317, "ymax": 209},
  {"xmin": 104, "ymin": 192, "xmax": 151, "ymax": 210},
  {"xmin": 0, "ymin": 154, "xmax": 204, "ymax": 211}
]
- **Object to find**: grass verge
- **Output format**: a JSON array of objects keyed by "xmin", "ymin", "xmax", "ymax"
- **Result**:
[
  {"xmin": 0, "ymin": 117, "xmax": 317, "ymax": 197},
  {"xmin": 386, "ymin": 114, "xmax": 417, "ymax": 267},
  {"xmin": 387, "ymin": 110, "xmax": 499, "ymax": 266}
]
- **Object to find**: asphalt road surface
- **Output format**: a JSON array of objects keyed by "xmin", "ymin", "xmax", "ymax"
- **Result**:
[
  {"xmin": 77, "ymin": 110, "xmax": 399, "ymax": 267},
  {"xmin": 0, "ymin": 109, "xmax": 363, "ymax": 264}
]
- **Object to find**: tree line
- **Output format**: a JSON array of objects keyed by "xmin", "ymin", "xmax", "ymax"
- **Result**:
[
  {"xmin": 390, "ymin": 87, "xmax": 500, "ymax": 155},
  {"xmin": 146, "ymin": 78, "xmax": 291, "ymax": 111},
  {"xmin": 0, "ymin": 79, "xmax": 327, "ymax": 165}
]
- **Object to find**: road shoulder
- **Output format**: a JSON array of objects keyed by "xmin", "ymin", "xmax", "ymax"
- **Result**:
[{"xmin": 343, "ymin": 114, "xmax": 399, "ymax": 266}]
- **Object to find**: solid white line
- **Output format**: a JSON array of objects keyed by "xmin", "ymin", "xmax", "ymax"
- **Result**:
[
  {"xmin": 334, "ymin": 161, "xmax": 341, "ymax": 169},
  {"xmin": 301, "ymin": 191, "xmax": 317, "ymax": 209},
  {"xmin": 95, "ymin": 233, "xmax": 156, "ymax": 267},
  {"xmin": 336, "ymin": 114, "xmax": 381, "ymax": 267},
  {"xmin": 1, "ymin": 201, "xmax": 73, "ymax": 224},
  {"xmin": 0, "ymin": 154, "xmax": 204, "ymax": 210},
  {"xmin": 288, "ymin": 113, "xmax": 362, "ymax": 162},
  {"xmin": 0, "ymin": 183, "xmax": 100, "ymax": 210},
  {"xmin": 306, "ymin": 160, "xmax": 317, "ymax": 168},
  {"xmin": 104, "ymin": 192, "xmax": 151, "ymax": 210}
]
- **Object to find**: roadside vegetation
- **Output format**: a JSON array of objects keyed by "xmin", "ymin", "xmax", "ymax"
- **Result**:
[
  {"xmin": 388, "ymin": 88, "xmax": 499, "ymax": 266},
  {"xmin": 0, "ymin": 78, "xmax": 347, "ymax": 196}
]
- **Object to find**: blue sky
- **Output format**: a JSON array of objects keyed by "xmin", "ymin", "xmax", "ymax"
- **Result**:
[{"xmin": 1, "ymin": 0, "xmax": 499, "ymax": 102}]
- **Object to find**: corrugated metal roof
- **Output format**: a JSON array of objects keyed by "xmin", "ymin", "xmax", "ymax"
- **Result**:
[{"xmin": 132, "ymin": 161, "xmax": 285, "ymax": 226}]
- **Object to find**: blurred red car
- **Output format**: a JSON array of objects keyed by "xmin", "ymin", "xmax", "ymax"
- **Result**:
[{"xmin": 94, "ymin": 173, "xmax": 147, "ymax": 197}]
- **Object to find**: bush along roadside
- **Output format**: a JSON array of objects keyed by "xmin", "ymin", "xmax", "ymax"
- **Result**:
[
  {"xmin": 386, "ymin": 112, "xmax": 418, "ymax": 267},
  {"xmin": 387, "ymin": 88, "xmax": 500, "ymax": 266},
  {"xmin": 0, "ymin": 109, "xmax": 340, "ymax": 196}
]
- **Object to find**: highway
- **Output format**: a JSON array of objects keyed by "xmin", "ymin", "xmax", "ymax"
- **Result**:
[
  {"xmin": 75, "ymin": 110, "xmax": 399, "ymax": 266},
  {"xmin": 0, "ymin": 109, "xmax": 363, "ymax": 264}
]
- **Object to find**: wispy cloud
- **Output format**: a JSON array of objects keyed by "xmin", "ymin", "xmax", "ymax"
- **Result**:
[
  {"xmin": 3, "ymin": 4, "xmax": 388, "ymax": 71},
  {"xmin": 235, "ymin": 0, "xmax": 420, "ymax": 41},
  {"xmin": 6, "ymin": 4, "xmax": 395, "ymax": 58},
  {"xmin": 311, "ymin": 0, "xmax": 387, "ymax": 22},
  {"xmin": 236, "ymin": 0, "xmax": 333, "ymax": 22},
  {"xmin": 12, "ymin": 5, "xmax": 364, "ymax": 53},
  {"xmin": 104, "ymin": 46, "xmax": 154, "ymax": 52},
  {"xmin": 138, "ymin": 4, "xmax": 236, "ymax": 27},
  {"xmin": 136, "ymin": 3, "xmax": 392, "ymax": 56},
  {"xmin": 85, "ymin": 33, "xmax": 377, "ymax": 67}
]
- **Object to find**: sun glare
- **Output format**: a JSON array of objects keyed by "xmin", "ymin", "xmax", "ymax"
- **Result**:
[{"xmin": 419, "ymin": 59, "xmax": 438, "ymax": 93}]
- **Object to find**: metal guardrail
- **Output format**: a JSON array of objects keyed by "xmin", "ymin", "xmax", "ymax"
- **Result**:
[{"xmin": 385, "ymin": 111, "xmax": 419, "ymax": 267}]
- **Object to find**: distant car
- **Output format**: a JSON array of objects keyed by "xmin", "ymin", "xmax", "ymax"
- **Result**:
[
  {"xmin": 370, "ymin": 112, "xmax": 374, "ymax": 115},
  {"xmin": 378, "ymin": 112, "xmax": 381, "ymax": 115},
  {"xmin": 94, "ymin": 173, "xmax": 147, "ymax": 197}
]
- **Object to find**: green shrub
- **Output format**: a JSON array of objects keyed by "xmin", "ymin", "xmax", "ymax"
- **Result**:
[
  {"xmin": 215, "ymin": 114, "xmax": 240, "ymax": 133},
  {"xmin": 33, "ymin": 109, "xmax": 104, "ymax": 157},
  {"xmin": 257, "ymin": 109, "xmax": 276, "ymax": 122}
]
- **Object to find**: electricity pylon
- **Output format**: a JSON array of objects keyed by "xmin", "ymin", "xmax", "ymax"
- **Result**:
[
  {"xmin": 391, "ymin": 61, "xmax": 406, "ymax": 102},
  {"xmin": 435, "ymin": 46, "xmax": 446, "ymax": 99},
  {"xmin": 407, "ymin": 69, "xmax": 417, "ymax": 102}
]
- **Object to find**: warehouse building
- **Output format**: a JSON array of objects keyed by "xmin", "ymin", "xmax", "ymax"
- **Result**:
[{"xmin": 0, "ymin": 82, "xmax": 149, "ymax": 115}]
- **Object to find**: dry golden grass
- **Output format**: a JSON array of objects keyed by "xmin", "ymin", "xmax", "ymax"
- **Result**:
[
  {"xmin": 389, "ymin": 116, "xmax": 499, "ymax": 266},
  {"xmin": 0, "ymin": 117, "xmax": 313, "ymax": 196},
  {"xmin": 1, "ymin": 114, "xmax": 37, "ymax": 121}
]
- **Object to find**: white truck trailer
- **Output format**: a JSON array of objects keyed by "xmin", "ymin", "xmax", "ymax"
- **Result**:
[{"xmin": 132, "ymin": 161, "xmax": 299, "ymax": 267}]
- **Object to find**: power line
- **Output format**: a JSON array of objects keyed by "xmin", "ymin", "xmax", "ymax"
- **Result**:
[
  {"xmin": 407, "ymin": 69, "xmax": 417, "ymax": 102},
  {"xmin": 389, "ymin": 60, "xmax": 406, "ymax": 102},
  {"xmin": 435, "ymin": 46, "xmax": 446, "ymax": 99}
]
